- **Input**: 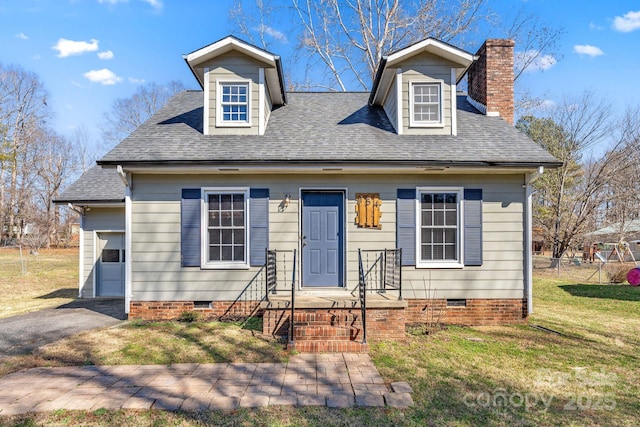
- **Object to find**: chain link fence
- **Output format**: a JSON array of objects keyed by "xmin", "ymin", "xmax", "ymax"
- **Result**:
[{"xmin": 533, "ymin": 254, "xmax": 638, "ymax": 284}]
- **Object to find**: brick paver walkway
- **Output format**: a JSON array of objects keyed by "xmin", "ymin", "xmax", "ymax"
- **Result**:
[{"xmin": 0, "ymin": 353, "xmax": 413, "ymax": 416}]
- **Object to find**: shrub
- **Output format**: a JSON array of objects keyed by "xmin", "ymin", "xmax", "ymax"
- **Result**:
[
  {"xmin": 605, "ymin": 264, "xmax": 633, "ymax": 284},
  {"xmin": 177, "ymin": 310, "xmax": 202, "ymax": 323}
]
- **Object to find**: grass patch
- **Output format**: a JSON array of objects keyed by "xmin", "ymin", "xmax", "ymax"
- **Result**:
[
  {"xmin": 0, "ymin": 248, "xmax": 78, "ymax": 319},
  {"xmin": 0, "ymin": 321, "xmax": 288, "ymax": 377}
]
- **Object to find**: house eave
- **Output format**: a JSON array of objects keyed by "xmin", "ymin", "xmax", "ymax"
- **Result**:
[
  {"xmin": 53, "ymin": 199, "xmax": 125, "ymax": 206},
  {"xmin": 97, "ymin": 160, "xmax": 562, "ymax": 175}
]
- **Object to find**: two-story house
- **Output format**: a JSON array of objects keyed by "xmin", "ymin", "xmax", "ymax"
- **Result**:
[{"xmin": 56, "ymin": 36, "xmax": 560, "ymax": 352}]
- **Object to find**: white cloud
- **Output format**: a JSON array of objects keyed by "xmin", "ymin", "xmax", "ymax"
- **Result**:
[
  {"xmin": 540, "ymin": 99, "xmax": 556, "ymax": 110},
  {"xmin": 98, "ymin": 50, "xmax": 114, "ymax": 60},
  {"xmin": 141, "ymin": 0, "xmax": 163, "ymax": 10},
  {"xmin": 128, "ymin": 77, "xmax": 146, "ymax": 84},
  {"xmin": 53, "ymin": 38, "xmax": 99, "ymax": 57},
  {"xmin": 515, "ymin": 50, "xmax": 557, "ymax": 73},
  {"xmin": 71, "ymin": 80, "xmax": 87, "ymax": 88},
  {"xmin": 589, "ymin": 22, "xmax": 603, "ymax": 31},
  {"xmin": 613, "ymin": 10, "xmax": 640, "ymax": 32},
  {"xmin": 98, "ymin": 0, "xmax": 162, "ymax": 10},
  {"xmin": 15, "ymin": 32, "xmax": 28, "ymax": 40},
  {"xmin": 256, "ymin": 25, "xmax": 288, "ymax": 43},
  {"xmin": 84, "ymin": 68, "xmax": 123, "ymax": 85},
  {"xmin": 574, "ymin": 44, "xmax": 604, "ymax": 57}
]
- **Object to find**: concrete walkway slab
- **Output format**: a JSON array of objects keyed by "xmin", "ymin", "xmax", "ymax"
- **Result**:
[{"xmin": 0, "ymin": 354, "xmax": 413, "ymax": 415}]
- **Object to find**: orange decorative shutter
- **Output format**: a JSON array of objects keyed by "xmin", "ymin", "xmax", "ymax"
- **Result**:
[{"xmin": 373, "ymin": 196, "xmax": 382, "ymax": 228}]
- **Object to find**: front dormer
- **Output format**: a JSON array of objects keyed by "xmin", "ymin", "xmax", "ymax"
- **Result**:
[
  {"xmin": 184, "ymin": 36, "xmax": 286, "ymax": 136},
  {"xmin": 369, "ymin": 39, "xmax": 476, "ymax": 136}
]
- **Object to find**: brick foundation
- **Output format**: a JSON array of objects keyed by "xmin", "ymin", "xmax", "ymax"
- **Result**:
[
  {"xmin": 406, "ymin": 298, "xmax": 527, "ymax": 326},
  {"xmin": 129, "ymin": 298, "xmax": 527, "ymax": 336},
  {"xmin": 128, "ymin": 300, "xmax": 263, "ymax": 321}
]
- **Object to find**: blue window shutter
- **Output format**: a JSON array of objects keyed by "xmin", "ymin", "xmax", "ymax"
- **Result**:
[
  {"xmin": 397, "ymin": 189, "xmax": 416, "ymax": 266},
  {"xmin": 249, "ymin": 188, "xmax": 269, "ymax": 266},
  {"xmin": 464, "ymin": 189, "xmax": 483, "ymax": 266},
  {"xmin": 181, "ymin": 189, "xmax": 201, "ymax": 267}
]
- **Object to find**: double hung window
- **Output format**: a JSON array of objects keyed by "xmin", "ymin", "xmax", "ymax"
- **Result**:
[{"xmin": 219, "ymin": 82, "xmax": 249, "ymax": 124}]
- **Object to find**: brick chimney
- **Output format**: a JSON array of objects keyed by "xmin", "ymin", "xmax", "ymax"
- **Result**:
[{"xmin": 467, "ymin": 39, "xmax": 515, "ymax": 125}]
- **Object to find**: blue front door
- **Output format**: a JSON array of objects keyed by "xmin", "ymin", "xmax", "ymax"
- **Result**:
[{"xmin": 302, "ymin": 192, "xmax": 344, "ymax": 287}]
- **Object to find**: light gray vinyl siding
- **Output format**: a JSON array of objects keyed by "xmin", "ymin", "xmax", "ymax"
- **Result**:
[
  {"xmin": 204, "ymin": 52, "xmax": 263, "ymax": 135},
  {"xmin": 382, "ymin": 76, "xmax": 398, "ymax": 132},
  {"xmin": 129, "ymin": 173, "xmax": 525, "ymax": 302},
  {"xmin": 81, "ymin": 207, "xmax": 125, "ymax": 298},
  {"xmin": 397, "ymin": 52, "xmax": 455, "ymax": 135}
]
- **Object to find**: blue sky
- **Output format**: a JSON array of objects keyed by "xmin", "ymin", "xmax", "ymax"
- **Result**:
[{"xmin": 2, "ymin": 0, "xmax": 639, "ymax": 150}]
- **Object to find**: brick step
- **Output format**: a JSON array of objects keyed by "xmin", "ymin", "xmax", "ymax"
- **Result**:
[
  {"xmin": 287, "ymin": 340, "xmax": 370, "ymax": 353},
  {"xmin": 292, "ymin": 311, "xmax": 361, "ymax": 325},
  {"xmin": 292, "ymin": 325, "xmax": 362, "ymax": 341}
]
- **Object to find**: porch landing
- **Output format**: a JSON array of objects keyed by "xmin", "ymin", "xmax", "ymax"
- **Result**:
[{"xmin": 261, "ymin": 292, "xmax": 407, "ymax": 310}]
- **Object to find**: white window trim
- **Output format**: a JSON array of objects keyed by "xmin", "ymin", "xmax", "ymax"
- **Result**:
[
  {"xmin": 203, "ymin": 68, "xmax": 210, "ymax": 135},
  {"xmin": 258, "ymin": 68, "xmax": 265, "ymax": 135},
  {"xmin": 415, "ymin": 186, "xmax": 464, "ymax": 269},
  {"xmin": 396, "ymin": 69, "xmax": 403, "ymax": 135},
  {"xmin": 450, "ymin": 68, "xmax": 457, "ymax": 136},
  {"xmin": 201, "ymin": 187, "xmax": 250, "ymax": 269},
  {"xmin": 216, "ymin": 79, "xmax": 252, "ymax": 128},
  {"xmin": 409, "ymin": 80, "xmax": 444, "ymax": 128}
]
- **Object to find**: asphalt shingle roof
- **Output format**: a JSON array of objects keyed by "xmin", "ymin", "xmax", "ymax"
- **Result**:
[
  {"xmin": 99, "ymin": 91, "xmax": 560, "ymax": 167},
  {"xmin": 55, "ymin": 165, "xmax": 125, "ymax": 204}
]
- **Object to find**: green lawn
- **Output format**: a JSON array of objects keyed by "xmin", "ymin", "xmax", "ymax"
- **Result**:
[
  {"xmin": 1, "ymin": 254, "xmax": 639, "ymax": 426},
  {"xmin": 0, "ymin": 248, "xmax": 77, "ymax": 319}
]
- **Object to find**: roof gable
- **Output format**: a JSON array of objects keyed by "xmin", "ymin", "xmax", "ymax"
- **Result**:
[
  {"xmin": 184, "ymin": 35, "xmax": 286, "ymax": 105},
  {"xmin": 370, "ymin": 38, "xmax": 476, "ymax": 106}
]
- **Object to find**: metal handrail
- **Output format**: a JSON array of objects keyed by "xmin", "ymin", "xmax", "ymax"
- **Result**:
[
  {"xmin": 289, "ymin": 249, "xmax": 297, "ymax": 347},
  {"xmin": 358, "ymin": 248, "xmax": 402, "ymax": 299},
  {"xmin": 265, "ymin": 249, "xmax": 297, "ymax": 300},
  {"xmin": 265, "ymin": 249, "xmax": 277, "ymax": 300},
  {"xmin": 358, "ymin": 249, "xmax": 367, "ymax": 344}
]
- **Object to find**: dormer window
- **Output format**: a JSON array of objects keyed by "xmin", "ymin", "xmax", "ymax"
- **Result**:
[
  {"xmin": 410, "ymin": 81, "xmax": 443, "ymax": 127},
  {"xmin": 217, "ymin": 81, "xmax": 250, "ymax": 126}
]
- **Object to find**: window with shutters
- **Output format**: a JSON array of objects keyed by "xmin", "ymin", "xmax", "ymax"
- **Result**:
[
  {"xmin": 417, "ymin": 187, "xmax": 463, "ymax": 268},
  {"xmin": 201, "ymin": 188, "xmax": 249, "ymax": 268},
  {"xmin": 410, "ymin": 81, "xmax": 443, "ymax": 127}
]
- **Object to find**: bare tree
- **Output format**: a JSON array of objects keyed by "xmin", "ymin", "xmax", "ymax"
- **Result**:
[
  {"xmin": 501, "ymin": 9, "xmax": 565, "ymax": 114},
  {"xmin": 232, "ymin": 0, "xmax": 488, "ymax": 91},
  {"xmin": 70, "ymin": 124, "xmax": 98, "ymax": 173},
  {"xmin": 503, "ymin": 9, "xmax": 565, "ymax": 83},
  {"xmin": 101, "ymin": 80, "xmax": 185, "ymax": 147},
  {"xmin": 32, "ymin": 127, "xmax": 74, "ymax": 247},
  {"xmin": 517, "ymin": 92, "xmax": 637, "ymax": 264},
  {"xmin": 597, "ymin": 106, "xmax": 640, "ymax": 240},
  {"xmin": 0, "ymin": 63, "xmax": 50, "ymax": 243},
  {"xmin": 229, "ymin": 0, "xmax": 287, "ymax": 49}
]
